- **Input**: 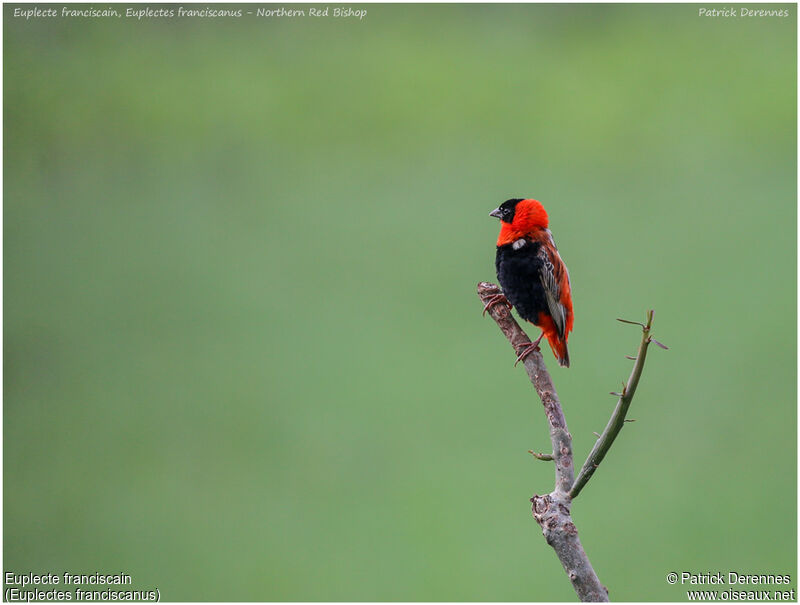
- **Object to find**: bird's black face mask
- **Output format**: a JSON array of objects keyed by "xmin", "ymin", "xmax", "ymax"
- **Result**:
[{"xmin": 489, "ymin": 198, "xmax": 524, "ymax": 223}]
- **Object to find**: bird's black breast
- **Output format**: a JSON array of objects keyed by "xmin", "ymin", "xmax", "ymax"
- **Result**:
[{"xmin": 495, "ymin": 240, "xmax": 548, "ymax": 325}]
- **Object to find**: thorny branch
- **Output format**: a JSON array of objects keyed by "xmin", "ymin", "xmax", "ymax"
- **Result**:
[
  {"xmin": 570, "ymin": 310, "xmax": 664, "ymax": 499},
  {"xmin": 477, "ymin": 281, "xmax": 663, "ymax": 602}
]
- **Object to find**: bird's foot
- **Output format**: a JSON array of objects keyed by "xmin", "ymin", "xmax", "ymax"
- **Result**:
[
  {"xmin": 514, "ymin": 333, "xmax": 545, "ymax": 367},
  {"xmin": 482, "ymin": 293, "xmax": 512, "ymax": 317}
]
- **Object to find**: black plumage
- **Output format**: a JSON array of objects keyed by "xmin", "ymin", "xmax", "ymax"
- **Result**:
[{"xmin": 495, "ymin": 240, "xmax": 550, "ymax": 327}]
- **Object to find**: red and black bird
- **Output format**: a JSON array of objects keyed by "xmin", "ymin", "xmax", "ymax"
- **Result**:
[{"xmin": 487, "ymin": 198, "xmax": 574, "ymax": 367}]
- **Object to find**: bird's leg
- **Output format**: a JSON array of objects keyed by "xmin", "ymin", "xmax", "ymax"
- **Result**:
[
  {"xmin": 482, "ymin": 293, "xmax": 512, "ymax": 316},
  {"xmin": 514, "ymin": 332, "xmax": 545, "ymax": 367}
]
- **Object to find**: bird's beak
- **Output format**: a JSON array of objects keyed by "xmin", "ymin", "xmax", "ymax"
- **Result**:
[{"xmin": 489, "ymin": 208, "xmax": 502, "ymax": 219}]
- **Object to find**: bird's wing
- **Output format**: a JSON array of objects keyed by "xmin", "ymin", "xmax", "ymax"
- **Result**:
[{"xmin": 537, "ymin": 237, "xmax": 569, "ymax": 339}]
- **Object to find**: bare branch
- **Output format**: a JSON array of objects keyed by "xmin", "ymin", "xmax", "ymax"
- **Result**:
[
  {"xmin": 478, "ymin": 282, "xmax": 608, "ymax": 602},
  {"xmin": 477, "ymin": 282, "xmax": 573, "ymax": 491},
  {"xmin": 569, "ymin": 310, "xmax": 660, "ymax": 500}
]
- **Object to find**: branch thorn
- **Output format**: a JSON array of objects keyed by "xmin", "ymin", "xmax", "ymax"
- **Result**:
[
  {"xmin": 650, "ymin": 338, "xmax": 669, "ymax": 350},
  {"xmin": 617, "ymin": 317, "xmax": 646, "ymax": 328},
  {"xmin": 528, "ymin": 450, "xmax": 554, "ymax": 461},
  {"xmin": 625, "ymin": 355, "xmax": 637, "ymax": 360}
]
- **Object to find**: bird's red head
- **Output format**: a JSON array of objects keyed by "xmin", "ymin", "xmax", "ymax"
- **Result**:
[{"xmin": 489, "ymin": 198, "xmax": 549, "ymax": 246}]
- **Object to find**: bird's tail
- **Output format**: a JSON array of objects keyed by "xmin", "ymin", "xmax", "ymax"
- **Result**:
[{"xmin": 546, "ymin": 334, "xmax": 570, "ymax": 368}]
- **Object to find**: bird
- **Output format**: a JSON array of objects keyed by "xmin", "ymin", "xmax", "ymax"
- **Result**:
[{"xmin": 485, "ymin": 198, "xmax": 574, "ymax": 367}]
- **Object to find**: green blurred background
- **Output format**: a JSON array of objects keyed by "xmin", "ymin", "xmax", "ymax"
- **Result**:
[{"xmin": 4, "ymin": 3, "xmax": 796, "ymax": 601}]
